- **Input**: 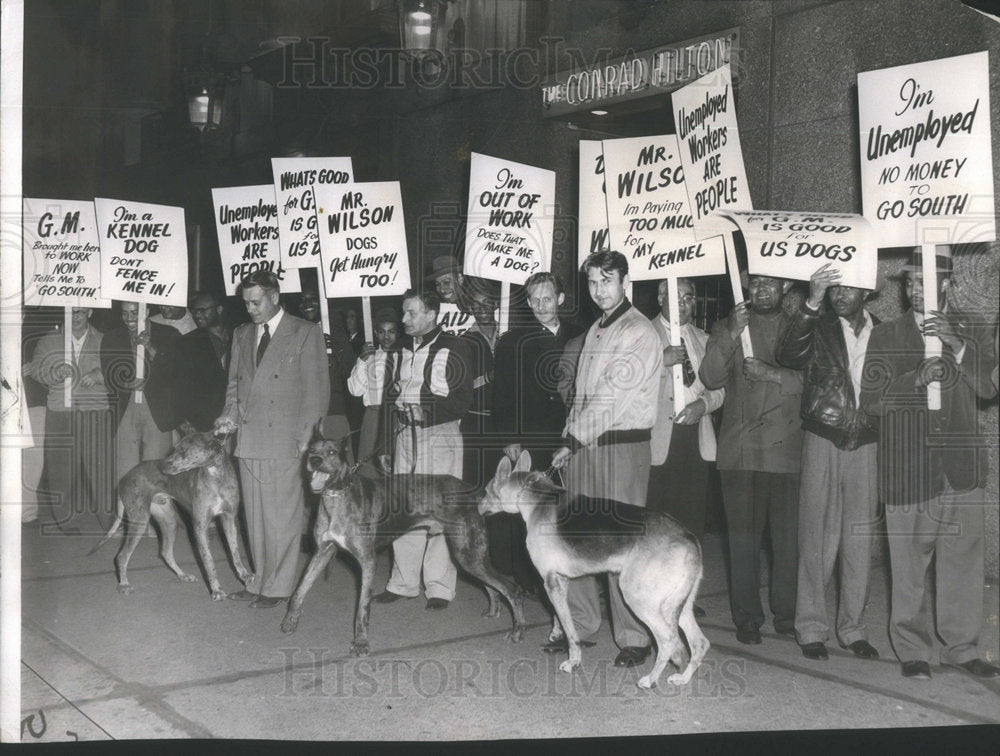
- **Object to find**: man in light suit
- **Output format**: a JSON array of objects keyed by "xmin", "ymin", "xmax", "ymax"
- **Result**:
[
  {"xmin": 647, "ymin": 278, "xmax": 724, "ymax": 601},
  {"xmin": 215, "ymin": 271, "xmax": 329, "ymax": 609}
]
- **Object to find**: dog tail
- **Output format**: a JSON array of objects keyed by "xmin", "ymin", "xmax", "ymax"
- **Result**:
[{"xmin": 87, "ymin": 497, "xmax": 125, "ymax": 555}]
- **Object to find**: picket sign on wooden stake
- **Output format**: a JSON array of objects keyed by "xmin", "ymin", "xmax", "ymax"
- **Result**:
[
  {"xmin": 317, "ymin": 268, "xmax": 333, "ymax": 352},
  {"xmin": 362, "ymin": 296, "xmax": 373, "ymax": 343},
  {"xmin": 134, "ymin": 302, "xmax": 146, "ymax": 404},
  {"xmin": 921, "ymin": 243, "xmax": 942, "ymax": 410},
  {"xmin": 63, "ymin": 308, "xmax": 72, "ymax": 408},
  {"xmin": 722, "ymin": 233, "xmax": 753, "ymax": 358},
  {"xmin": 667, "ymin": 277, "xmax": 685, "ymax": 417},
  {"xmin": 499, "ymin": 282, "xmax": 511, "ymax": 336}
]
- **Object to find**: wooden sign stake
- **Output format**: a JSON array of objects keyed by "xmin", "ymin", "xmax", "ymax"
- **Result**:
[
  {"xmin": 723, "ymin": 233, "xmax": 754, "ymax": 358},
  {"xmin": 921, "ymin": 243, "xmax": 941, "ymax": 410}
]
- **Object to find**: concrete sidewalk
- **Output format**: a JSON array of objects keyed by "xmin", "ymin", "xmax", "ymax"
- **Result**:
[{"xmin": 15, "ymin": 518, "xmax": 1000, "ymax": 744}]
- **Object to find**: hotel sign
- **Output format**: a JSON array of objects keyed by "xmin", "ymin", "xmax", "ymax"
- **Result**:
[{"xmin": 541, "ymin": 28, "xmax": 740, "ymax": 118}]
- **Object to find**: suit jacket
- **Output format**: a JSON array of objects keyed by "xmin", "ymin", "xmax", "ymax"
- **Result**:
[
  {"xmin": 859, "ymin": 308, "xmax": 996, "ymax": 505},
  {"xmin": 649, "ymin": 316, "xmax": 724, "ymax": 464},
  {"xmin": 100, "ymin": 320, "xmax": 179, "ymax": 431},
  {"xmin": 177, "ymin": 327, "xmax": 229, "ymax": 431},
  {"xmin": 220, "ymin": 311, "xmax": 330, "ymax": 460},
  {"xmin": 30, "ymin": 326, "xmax": 109, "ymax": 411}
]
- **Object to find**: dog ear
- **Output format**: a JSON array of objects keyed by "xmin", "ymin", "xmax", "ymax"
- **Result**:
[
  {"xmin": 178, "ymin": 421, "xmax": 197, "ymax": 437},
  {"xmin": 502, "ymin": 444, "xmax": 523, "ymax": 463},
  {"xmin": 312, "ymin": 418, "xmax": 326, "ymax": 441},
  {"xmin": 493, "ymin": 456, "xmax": 512, "ymax": 484},
  {"xmin": 513, "ymin": 449, "xmax": 531, "ymax": 474}
]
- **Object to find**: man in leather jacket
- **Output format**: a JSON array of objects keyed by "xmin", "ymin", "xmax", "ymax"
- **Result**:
[{"xmin": 776, "ymin": 263, "xmax": 880, "ymax": 663}]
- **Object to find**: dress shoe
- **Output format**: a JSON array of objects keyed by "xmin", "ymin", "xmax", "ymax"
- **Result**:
[
  {"xmin": 801, "ymin": 642, "xmax": 829, "ymax": 661},
  {"xmin": 736, "ymin": 624, "xmax": 762, "ymax": 645},
  {"xmin": 614, "ymin": 646, "xmax": 652, "ymax": 668},
  {"xmin": 774, "ymin": 625, "xmax": 796, "ymax": 637},
  {"xmin": 425, "ymin": 598, "xmax": 450, "ymax": 611},
  {"xmin": 942, "ymin": 658, "xmax": 1000, "ymax": 678},
  {"xmin": 901, "ymin": 660, "xmax": 932, "ymax": 679},
  {"xmin": 842, "ymin": 640, "xmax": 879, "ymax": 660},
  {"xmin": 372, "ymin": 590, "xmax": 411, "ymax": 604},
  {"xmin": 693, "ymin": 605, "xmax": 706, "ymax": 619},
  {"xmin": 228, "ymin": 589, "xmax": 258, "ymax": 601},
  {"xmin": 249, "ymin": 595, "xmax": 283, "ymax": 609},
  {"xmin": 540, "ymin": 638, "xmax": 596, "ymax": 654}
]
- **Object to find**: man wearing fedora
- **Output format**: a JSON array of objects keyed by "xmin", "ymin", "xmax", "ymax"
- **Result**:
[
  {"xmin": 776, "ymin": 263, "xmax": 881, "ymax": 663},
  {"xmin": 860, "ymin": 246, "xmax": 999, "ymax": 680},
  {"xmin": 426, "ymin": 254, "xmax": 475, "ymax": 336},
  {"xmin": 701, "ymin": 271, "xmax": 803, "ymax": 646}
]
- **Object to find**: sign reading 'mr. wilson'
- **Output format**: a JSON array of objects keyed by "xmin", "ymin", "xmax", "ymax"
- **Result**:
[{"xmin": 541, "ymin": 28, "xmax": 740, "ymax": 118}]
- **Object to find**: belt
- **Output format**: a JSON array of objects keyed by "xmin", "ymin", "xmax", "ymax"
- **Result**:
[{"xmin": 595, "ymin": 428, "xmax": 651, "ymax": 447}]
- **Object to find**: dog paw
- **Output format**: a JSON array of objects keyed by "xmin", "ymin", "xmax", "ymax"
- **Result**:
[
  {"xmin": 637, "ymin": 675, "xmax": 657, "ymax": 690},
  {"xmin": 558, "ymin": 660, "xmax": 579, "ymax": 674},
  {"xmin": 666, "ymin": 673, "xmax": 685, "ymax": 686},
  {"xmin": 481, "ymin": 606, "xmax": 502, "ymax": 618},
  {"xmin": 210, "ymin": 589, "xmax": 227, "ymax": 601},
  {"xmin": 117, "ymin": 584, "xmax": 135, "ymax": 595},
  {"xmin": 280, "ymin": 615, "xmax": 299, "ymax": 634},
  {"xmin": 350, "ymin": 642, "xmax": 370, "ymax": 657},
  {"xmin": 179, "ymin": 573, "xmax": 198, "ymax": 583},
  {"xmin": 505, "ymin": 626, "xmax": 525, "ymax": 643}
]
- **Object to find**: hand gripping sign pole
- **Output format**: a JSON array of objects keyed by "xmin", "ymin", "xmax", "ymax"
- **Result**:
[
  {"xmin": 722, "ymin": 233, "xmax": 753, "ymax": 358},
  {"xmin": 921, "ymin": 243, "xmax": 942, "ymax": 410}
]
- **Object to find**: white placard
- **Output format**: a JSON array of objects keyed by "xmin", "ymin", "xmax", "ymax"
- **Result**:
[
  {"xmin": 94, "ymin": 198, "xmax": 187, "ymax": 306},
  {"xmin": 464, "ymin": 153, "xmax": 555, "ymax": 285},
  {"xmin": 715, "ymin": 210, "xmax": 877, "ymax": 290},
  {"xmin": 603, "ymin": 135, "xmax": 726, "ymax": 281},
  {"xmin": 22, "ymin": 198, "xmax": 109, "ymax": 308},
  {"xmin": 272, "ymin": 157, "xmax": 354, "ymax": 269},
  {"xmin": 858, "ymin": 51, "xmax": 994, "ymax": 247},
  {"xmin": 314, "ymin": 181, "xmax": 411, "ymax": 298},
  {"xmin": 212, "ymin": 184, "xmax": 299, "ymax": 296},
  {"xmin": 672, "ymin": 64, "xmax": 752, "ymax": 239},
  {"xmin": 437, "ymin": 303, "xmax": 476, "ymax": 336},
  {"xmin": 578, "ymin": 140, "xmax": 610, "ymax": 266}
]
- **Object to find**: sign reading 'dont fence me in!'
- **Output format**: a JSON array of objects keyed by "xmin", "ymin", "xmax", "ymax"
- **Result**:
[
  {"xmin": 671, "ymin": 63, "xmax": 753, "ymax": 240},
  {"xmin": 464, "ymin": 153, "xmax": 556, "ymax": 285},
  {"xmin": 858, "ymin": 50, "xmax": 994, "ymax": 247},
  {"xmin": 272, "ymin": 157, "xmax": 354, "ymax": 270},
  {"xmin": 94, "ymin": 198, "xmax": 188, "ymax": 307},
  {"xmin": 602, "ymin": 135, "xmax": 726, "ymax": 281},
  {"xmin": 23, "ymin": 198, "xmax": 109, "ymax": 308},
  {"xmin": 314, "ymin": 181, "xmax": 412, "ymax": 298},
  {"xmin": 578, "ymin": 140, "xmax": 610, "ymax": 267},
  {"xmin": 716, "ymin": 210, "xmax": 877, "ymax": 291},
  {"xmin": 212, "ymin": 184, "xmax": 300, "ymax": 296}
]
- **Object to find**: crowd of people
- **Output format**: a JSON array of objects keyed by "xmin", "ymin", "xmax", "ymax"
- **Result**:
[{"xmin": 21, "ymin": 245, "xmax": 999, "ymax": 681}]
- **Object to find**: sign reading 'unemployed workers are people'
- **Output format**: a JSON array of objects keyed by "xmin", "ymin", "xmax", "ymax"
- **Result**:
[
  {"xmin": 671, "ymin": 63, "xmax": 752, "ymax": 239},
  {"xmin": 603, "ymin": 135, "xmax": 726, "ymax": 281},
  {"xmin": 212, "ymin": 185, "xmax": 299, "ymax": 296},
  {"xmin": 272, "ymin": 157, "xmax": 353, "ymax": 270},
  {"xmin": 578, "ymin": 141, "xmax": 610, "ymax": 266},
  {"xmin": 464, "ymin": 153, "xmax": 555, "ymax": 285},
  {"xmin": 716, "ymin": 210, "xmax": 878, "ymax": 290},
  {"xmin": 858, "ymin": 51, "xmax": 994, "ymax": 247},
  {"xmin": 314, "ymin": 181, "xmax": 411, "ymax": 298},
  {"xmin": 94, "ymin": 198, "xmax": 188, "ymax": 306},
  {"xmin": 23, "ymin": 198, "xmax": 108, "ymax": 307}
]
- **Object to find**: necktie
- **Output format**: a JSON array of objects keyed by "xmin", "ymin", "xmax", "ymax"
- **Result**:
[
  {"xmin": 680, "ymin": 337, "xmax": 696, "ymax": 387},
  {"xmin": 256, "ymin": 323, "xmax": 270, "ymax": 366}
]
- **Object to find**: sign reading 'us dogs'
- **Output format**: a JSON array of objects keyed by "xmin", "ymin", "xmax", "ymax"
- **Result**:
[
  {"xmin": 94, "ymin": 198, "xmax": 188, "ymax": 306},
  {"xmin": 212, "ymin": 185, "xmax": 299, "ymax": 296},
  {"xmin": 858, "ymin": 51, "xmax": 995, "ymax": 247},
  {"xmin": 602, "ymin": 135, "xmax": 726, "ymax": 281}
]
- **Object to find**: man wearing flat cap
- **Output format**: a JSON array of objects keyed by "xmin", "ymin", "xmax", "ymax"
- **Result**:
[{"xmin": 860, "ymin": 246, "xmax": 999, "ymax": 680}]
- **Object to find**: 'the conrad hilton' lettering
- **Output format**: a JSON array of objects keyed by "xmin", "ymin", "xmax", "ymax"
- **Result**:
[{"xmin": 866, "ymin": 99, "xmax": 979, "ymax": 160}]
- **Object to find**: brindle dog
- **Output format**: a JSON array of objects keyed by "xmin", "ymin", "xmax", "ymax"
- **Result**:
[{"xmin": 280, "ymin": 433, "xmax": 527, "ymax": 656}]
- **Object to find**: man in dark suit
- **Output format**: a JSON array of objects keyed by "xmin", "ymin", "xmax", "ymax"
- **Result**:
[
  {"xmin": 215, "ymin": 271, "xmax": 329, "ymax": 609},
  {"xmin": 101, "ymin": 300, "xmax": 180, "ymax": 483},
  {"xmin": 860, "ymin": 247, "xmax": 998, "ymax": 680},
  {"xmin": 176, "ymin": 291, "xmax": 230, "ymax": 431}
]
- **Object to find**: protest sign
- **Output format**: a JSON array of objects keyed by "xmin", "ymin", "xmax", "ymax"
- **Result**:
[
  {"xmin": 464, "ymin": 153, "xmax": 555, "ymax": 286},
  {"xmin": 212, "ymin": 184, "xmax": 299, "ymax": 296},
  {"xmin": 314, "ymin": 181, "xmax": 411, "ymax": 298},
  {"xmin": 671, "ymin": 63, "xmax": 752, "ymax": 239},
  {"xmin": 272, "ymin": 157, "xmax": 354, "ymax": 270},
  {"xmin": 94, "ymin": 198, "xmax": 188, "ymax": 307},
  {"xmin": 858, "ymin": 51, "xmax": 994, "ymax": 248},
  {"xmin": 578, "ymin": 140, "xmax": 610, "ymax": 266},
  {"xmin": 602, "ymin": 135, "xmax": 727, "ymax": 281},
  {"xmin": 22, "ymin": 198, "xmax": 107, "ymax": 308},
  {"xmin": 715, "ymin": 210, "xmax": 877, "ymax": 290}
]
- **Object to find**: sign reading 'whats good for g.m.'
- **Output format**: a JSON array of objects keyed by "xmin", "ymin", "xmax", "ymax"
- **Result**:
[
  {"xmin": 212, "ymin": 185, "xmax": 299, "ymax": 296},
  {"xmin": 314, "ymin": 181, "xmax": 411, "ymax": 297},
  {"xmin": 858, "ymin": 51, "xmax": 994, "ymax": 246},
  {"xmin": 602, "ymin": 135, "xmax": 726, "ymax": 281},
  {"xmin": 23, "ymin": 198, "xmax": 108, "ymax": 308},
  {"xmin": 272, "ymin": 157, "xmax": 354, "ymax": 270},
  {"xmin": 464, "ymin": 153, "xmax": 555, "ymax": 285},
  {"xmin": 94, "ymin": 198, "xmax": 188, "ymax": 306}
]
